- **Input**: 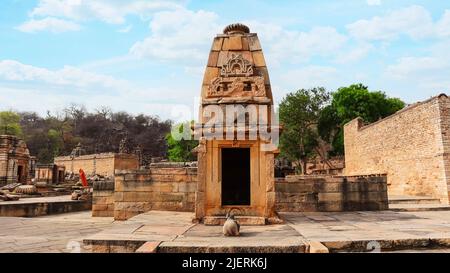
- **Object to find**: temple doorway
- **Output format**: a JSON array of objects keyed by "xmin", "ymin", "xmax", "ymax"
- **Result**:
[{"xmin": 221, "ymin": 148, "xmax": 251, "ymax": 206}]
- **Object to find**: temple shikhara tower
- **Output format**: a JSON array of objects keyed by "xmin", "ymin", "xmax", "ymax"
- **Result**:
[{"xmin": 194, "ymin": 23, "xmax": 280, "ymax": 225}]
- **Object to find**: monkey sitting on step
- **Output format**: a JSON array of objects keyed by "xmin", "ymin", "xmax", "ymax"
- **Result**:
[{"xmin": 223, "ymin": 213, "xmax": 240, "ymax": 236}]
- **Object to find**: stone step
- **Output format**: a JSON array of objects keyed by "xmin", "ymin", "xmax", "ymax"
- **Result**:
[
  {"xmin": 0, "ymin": 195, "xmax": 91, "ymax": 217},
  {"xmin": 389, "ymin": 196, "xmax": 441, "ymax": 205},
  {"xmin": 325, "ymin": 237, "xmax": 450, "ymax": 253},
  {"xmin": 157, "ymin": 242, "xmax": 306, "ymax": 253},
  {"xmin": 203, "ymin": 216, "xmax": 266, "ymax": 226},
  {"xmin": 389, "ymin": 203, "xmax": 450, "ymax": 212}
]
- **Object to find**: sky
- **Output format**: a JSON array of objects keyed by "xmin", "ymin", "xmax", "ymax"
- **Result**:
[{"xmin": 0, "ymin": 0, "xmax": 449, "ymax": 122}]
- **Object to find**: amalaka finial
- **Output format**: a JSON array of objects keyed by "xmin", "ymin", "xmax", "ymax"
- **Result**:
[{"xmin": 223, "ymin": 23, "xmax": 250, "ymax": 35}]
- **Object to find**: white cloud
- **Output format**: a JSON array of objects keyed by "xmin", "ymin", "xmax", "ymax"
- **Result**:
[
  {"xmin": 0, "ymin": 59, "xmax": 200, "ymax": 119},
  {"xmin": 334, "ymin": 43, "xmax": 373, "ymax": 64},
  {"xmin": 29, "ymin": 0, "xmax": 183, "ymax": 25},
  {"xmin": 347, "ymin": 5, "xmax": 434, "ymax": 41},
  {"xmin": 385, "ymin": 40, "xmax": 450, "ymax": 95},
  {"xmin": 367, "ymin": 0, "xmax": 381, "ymax": 6},
  {"xmin": 0, "ymin": 60, "xmax": 126, "ymax": 89},
  {"xmin": 246, "ymin": 22, "xmax": 348, "ymax": 66},
  {"xmin": 436, "ymin": 10, "xmax": 450, "ymax": 38},
  {"xmin": 16, "ymin": 17, "xmax": 80, "ymax": 33},
  {"xmin": 280, "ymin": 66, "xmax": 339, "ymax": 89},
  {"xmin": 130, "ymin": 9, "xmax": 220, "ymax": 61},
  {"xmin": 386, "ymin": 57, "xmax": 448, "ymax": 78},
  {"xmin": 117, "ymin": 24, "xmax": 133, "ymax": 33}
]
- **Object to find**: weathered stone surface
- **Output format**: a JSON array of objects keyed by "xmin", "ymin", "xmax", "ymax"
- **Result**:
[
  {"xmin": 252, "ymin": 51, "xmax": 266, "ymax": 67},
  {"xmin": 222, "ymin": 36, "xmax": 243, "ymax": 50},
  {"xmin": 248, "ymin": 35, "xmax": 262, "ymax": 51},
  {"xmin": 207, "ymin": 51, "xmax": 219, "ymax": 67},
  {"xmin": 344, "ymin": 94, "xmax": 450, "ymax": 204},
  {"xmin": 135, "ymin": 241, "xmax": 161, "ymax": 253},
  {"xmin": 0, "ymin": 196, "xmax": 91, "ymax": 217},
  {"xmin": 55, "ymin": 152, "xmax": 139, "ymax": 178},
  {"xmin": 275, "ymin": 175, "xmax": 388, "ymax": 213},
  {"xmin": 109, "ymin": 167, "xmax": 197, "ymax": 220},
  {"xmin": 211, "ymin": 37, "xmax": 223, "ymax": 51},
  {"xmin": 308, "ymin": 241, "xmax": 329, "ymax": 253}
]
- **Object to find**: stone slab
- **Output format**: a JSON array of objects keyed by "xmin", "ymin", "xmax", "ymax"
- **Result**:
[
  {"xmin": 0, "ymin": 195, "xmax": 91, "ymax": 217},
  {"xmin": 203, "ymin": 216, "xmax": 266, "ymax": 226}
]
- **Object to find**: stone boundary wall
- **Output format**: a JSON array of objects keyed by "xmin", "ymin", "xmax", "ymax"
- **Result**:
[
  {"xmin": 113, "ymin": 163, "xmax": 197, "ymax": 220},
  {"xmin": 344, "ymin": 94, "xmax": 450, "ymax": 203},
  {"xmin": 92, "ymin": 166, "xmax": 388, "ymax": 219},
  {"xmin": 275, "ymin": 175, "xmax": 388, "ymax": 212},
  {"xmin": 92, "ymin": 180, "xmax": 115, "ymax": 217},
  {"xmin": 55, "ymin": 153, "xmax": 139, "ymax": 177}
]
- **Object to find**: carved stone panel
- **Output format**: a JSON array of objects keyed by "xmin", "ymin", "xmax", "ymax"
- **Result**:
[
  {"xmin": 220, "ymin": 54, "xmax": 253, "ymax": 77},
  {"xmin": 208, "ymin": 76, "xmax": 266, "ymax": 98},
  {"xmin": 207, "ymin": 53, "xmax": 267, "ymax": 98}
]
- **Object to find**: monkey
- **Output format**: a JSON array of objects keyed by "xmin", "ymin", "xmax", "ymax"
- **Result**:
[{"xmin": 223, "ymin": 212, "xmax": 240, "ymax": 236}]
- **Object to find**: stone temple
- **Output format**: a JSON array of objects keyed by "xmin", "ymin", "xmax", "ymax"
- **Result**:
[
  {"xmin": 0, "ymin": 135, "xmax": 31, "ymax": 186},
  {"xmin": 194, "ymin": 23, "xmax": 279, "ymax": 225}
]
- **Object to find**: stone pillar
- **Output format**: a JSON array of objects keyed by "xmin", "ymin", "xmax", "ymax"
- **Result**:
[
  {"xmin": 264, "ymin": 152, "xmax": 276, "ymax": 218},
  {"xmin": 194, "ymin": 138, "xmax": 207, "ymax": 222}
]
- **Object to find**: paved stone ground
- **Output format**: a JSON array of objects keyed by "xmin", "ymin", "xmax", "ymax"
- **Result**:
[
  {"xmin": 4, "ymin": 210, "xmax": 450, "ymax": 252},
  {"xmin": 0, "ymin": 212, "xmax": 113, "ymax": 253},
  {"xmin": 282, "ymin": 210, "xmax": 450, "ymax": 242}
]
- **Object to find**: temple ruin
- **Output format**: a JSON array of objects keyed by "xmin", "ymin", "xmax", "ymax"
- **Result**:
[{"xmin": 0, "ymin": 135, "xmax": 31, "ymax": 186}]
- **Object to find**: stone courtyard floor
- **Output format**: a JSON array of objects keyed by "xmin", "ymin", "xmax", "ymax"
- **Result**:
[
  {"xmin": 0, "ymin": 211, "xmax": 113, "ymax": 253},
  {"xmin": 3, "ymin": 210, "xmax": 450, "ymax": 252}
]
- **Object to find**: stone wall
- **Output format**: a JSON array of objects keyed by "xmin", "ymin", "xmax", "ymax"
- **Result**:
[
  {"xmin": 92, "ymin": 164, "xmax": 388, "ymax": 219},
  {"xmin": 92, "ymin": 180, "xmax": 115, "ymax": 217},
  {"xmin": 55, "ymin": 153, "xmax": 139, "ymax": 177},
  {"xmin": 113, "ymin": 163, "xmax": 197, "ymax": 220},
  {"xmin": 344, "ymin": 94, "xmax": 450, "ymax": 203},
  {"xmin": 275, "ymin": 175, "xmax": 388, "ymax": 212}
]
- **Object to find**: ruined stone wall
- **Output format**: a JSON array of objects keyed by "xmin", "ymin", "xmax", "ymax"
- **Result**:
[
  {"xmin": 344, "ymin": 95, "xmax": 450, "ymax": 203},
  {"xmin": 275, "ymin": 175, "xmax": 388, "ymax": 212},
  {"xmin": 95, "ymin": 164, "xmax": 387, "ymax": 219},
  {"xmin": 92, "ymin": 180, "xmax": 115, "ymax": 217},
  {"xmin": 113, "ymin": 164, "xmax": 197, "ymax": 220},
  {"xmin": 54, "ymin": 153, "xmax": 139, "ymax": 177}
]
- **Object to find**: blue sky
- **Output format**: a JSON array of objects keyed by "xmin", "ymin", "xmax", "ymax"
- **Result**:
[{"xmin": 0, "ymin": 0, "xmax": 449, "ymax": 121}]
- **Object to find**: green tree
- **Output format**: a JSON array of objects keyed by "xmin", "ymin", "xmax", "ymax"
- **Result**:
[
  {"xmin": 0, "ymin": 111, "xmax": 22, "ymax": 136},
  {"xmin": 279, "ymin": 87, "xmax": 331, "ymax": 174},
  {"xmin": 318, "ymin": 83, "xmax": 405, "ymax": 155},
  {"xmin": 166, "ymin": 121, "xmax": 198, "ymax": 162}
]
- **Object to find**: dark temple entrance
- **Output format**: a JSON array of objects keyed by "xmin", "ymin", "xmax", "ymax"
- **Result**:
[{"xmin": 221, "ymin": 148, "xmax": 250, "ymax": 206}]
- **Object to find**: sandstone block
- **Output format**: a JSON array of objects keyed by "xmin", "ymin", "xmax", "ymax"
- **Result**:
[
  {"xmin": 207, "ymin": 51, "xmax": 219, "ymax": 67},
  {"xmin": 308, "ymin": 241, "xmax": 329, "ymax": 253},
  {"xmin": 252, "ymin": 51, "xmax": 266, "ymax": 67},
  {"xmin": 202, "ymin": 67, "xmax": 219, "ymax": 85},
  {"xmin": 318, "ymin": 192, "xmax": 343, "ymax": 202},
  {"xmin": 248, "ymin": 35, "xmax": 261, "ymax": 51},
  {"xmin": 223, "ymin": 36, "xmax": 242, "ymax": 50},
  {"xmin": 211, "ymin": 37, "xmax": 223, "ymax": 51},
  {"xmin": 241, "ymin": 36, "xmax": 249, "ymax": 50},
  {"xmin": 318, "ymin": 201, "xmax": 343, "ymax": 212},
  {"xmin": 136, "ymin": 241, "xmax": 161, "ymax": 253}
]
